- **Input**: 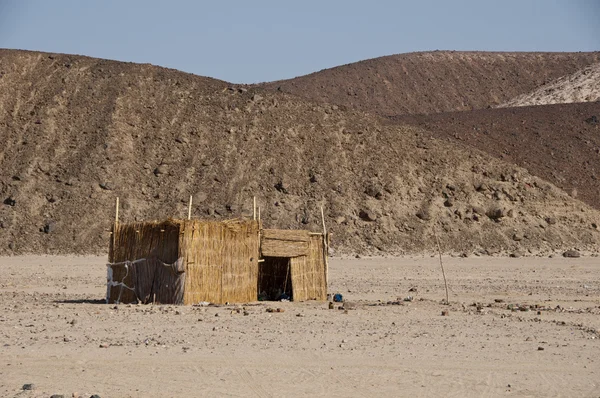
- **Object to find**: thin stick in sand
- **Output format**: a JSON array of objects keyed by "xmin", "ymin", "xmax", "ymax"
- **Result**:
[
  {"xmin": 188, "ymin": 195, "xmax": 193, "ymax": 220},
  {"xmin": 433, "ymin": 226, "xmax": 450, "ymax": 304},
  {"xmin": 320, "ymin": 206, "xmax": 329, "ymax": 289}
]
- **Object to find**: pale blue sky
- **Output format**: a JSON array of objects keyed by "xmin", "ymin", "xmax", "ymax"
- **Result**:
[{"xmin": 1, "ymin": 1, "xmax": 599, "ymax": 83}]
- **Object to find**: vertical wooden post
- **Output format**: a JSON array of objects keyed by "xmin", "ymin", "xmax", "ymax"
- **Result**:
[
  {"xmin": 320, "ymin": 206, "xmax": 329, "ymax": 292},
  {"xmin": 111, "ymin": 197, "xmax": 119, "ymax": 263},
  {"xmin": 115, "ymin": 197, "xmax": 119, "ymax": 224},
  {"xmin": 258, "ymin": 206, "xmax": 261, "ymax": 223},
  {"xmin": 188, "ymin": 195, "xmax": 193, "ymax": 220},
  {"xmin": 253, "ymin": 196, "xmax": 256, "ymax": 221}
]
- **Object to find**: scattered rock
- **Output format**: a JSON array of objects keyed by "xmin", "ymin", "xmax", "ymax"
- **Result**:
[
  {"xmin": 562, "ymin": 250, "xmax": 581, "ymax": 258},
  {"xmin": 251, "ymin": 94, "xmax": 263, "ymax": 102},
  {"xmin": 153, "ymin": 164, "xmax": 168, "ymax": 176},
  {"xmin": 359, "ymin": 210, "xmax": 377, "ymax": 222},
  {"xmin": 98, "ymin": 182, "xmax": 112, "ymax": 190},
  {"xmin": 274, "ymin": 180, "xmax": 288, "ymax": 194},
  {"xmin": 545, "ymin": 216, "xmax": 557, "ymax": 225},
  {"xmin": 585, "ymin": 115, "xmax": 598, "ymax": 125},
  {"xmin": 512, "ymin": 232, "xmax": 523, "ymax": 241},
  {"xmin": 537, "ymin": 346, "xmax": 545, "ymax": 351},
  {"xmin": 22, "ymin": 384, "xmax": 35, "ymax": 391},
  {"xmin": 42, "ymin": 221, "xmax": 56, "ymax": 234},
  {"xmin": 443, "ymin": 198, "xmax": 454, "ymax": 207},
  {"xmin": 441, "ymin": 310, "xmax": 449, "ymax": 316},
  {"xmin": 486, "ymin": 207, "xmax": 505, "ymax": 221},
  {"xmin": 335, "ymin": 216, "xmax": 346, "ymax": 224},
  {"xmin": 51, "ymin": 395, "xmax": 65, "ymax": 398},
  {"xmin": 471, "ymin": 205, "xmax": 485, "ymax": 215},
  {"xmin": 3, "ymin": 197, "xmax": 16, "ymax": 206},
  {"xmin": 416, "ymin": 207, "xmax": 431, "ymax": 221},
  {"xmin": 365, "ymin": 184, "xmax": 383, "ymax": 200}
]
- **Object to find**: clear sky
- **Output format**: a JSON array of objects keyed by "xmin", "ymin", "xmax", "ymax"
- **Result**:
[{"xmin": 0, "ymin": 0, "xmax": 599, "ymax": 83}]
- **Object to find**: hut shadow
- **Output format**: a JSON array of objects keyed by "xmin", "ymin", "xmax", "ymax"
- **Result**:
[{"xmin": 54, "ymin": 298, "xmax": 106, "ymax": 304}]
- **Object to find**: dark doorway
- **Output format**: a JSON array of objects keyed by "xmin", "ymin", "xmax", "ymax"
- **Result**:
[{"xmin": 258, "ymin": 257, "xmax": 293, "ymax": 301}]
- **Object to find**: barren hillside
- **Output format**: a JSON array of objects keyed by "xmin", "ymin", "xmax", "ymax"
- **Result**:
[
  {"xmin": 260, "ymin": 51, "xmax": 600, "ymax": 116},
  {"xmin": 1, "ymin": 49, "xmax": 599, "ymax": 256},
  {"xmin": 391, "ymin": 102, "xmax": 600, "ymax": 211},
  {"xmin": 499, "ymin": 62, "xmax": 600, "ymax": 107}
]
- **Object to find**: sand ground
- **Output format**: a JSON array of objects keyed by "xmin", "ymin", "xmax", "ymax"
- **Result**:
[{"xmin": 0, "ymin": 255, "xmax": 598, "ymax": 397}]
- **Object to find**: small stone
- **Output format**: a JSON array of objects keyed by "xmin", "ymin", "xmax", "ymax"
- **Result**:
[
  {"xmin": 43, "ymin": 221, "xmax": 56, "ymax": 234},
  {"xmin": 359, "ymin": 210, "xmax": 377, "ymax": 222},
  {"xmin": 441, "ymin": 310, "xmax": 449, "ymax": 316},
  {"xmin": 153, "ymin": 164, "xmax": 168, "ymax": 176},
  {"xmin": 537, "ymin": 346, "xmax": 544, "ymax": 351},
  {"xmin": 3, "ymin": 197, "xmax": 16, "ymax": 206},
  {"xmin": 328, "ymin": 302, "xmax": 334, "ymax": 310},
  {"xmin": 22, "ymin": 384, "xmax": 35, "ymax": 390},
  {"xmin": 443, "ymin": 198, "xmax": 454, "ymax": 207},
  {"xmin": 99, "ymin": 343, "xmax": 109, "ymax": 348},
  {"xmin": 486, "ymin": 207, "xmax": 505, "ymax": 221},
  {"xmin": 562, "ymin": 250, "xmax": 581, "ymax": 258},
  {"xmin": 416, "ymin": 208, "xmax": 431, "ymax": 221},
  {"xmin": 90, "ymin": 395, "xmax": 102, "ymax": 398},
  {"xmin": 50, "ymin": 395, "xmax": 65, "ymax": 398},
  {"xmin": 243, "ymin": 311, "xmax": 249, "ymax": 316},
  {"xmin": 99, "ymin": 182, "xmax": 112, "ymax": 190}
]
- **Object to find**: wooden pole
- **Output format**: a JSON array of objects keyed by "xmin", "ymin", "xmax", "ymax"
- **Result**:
[
  {"xmin": 320, "ymin": 206, "xmax": 329, "ymax": 291},
  {"xmin": 433, "ymin": 226, "xmax": 450, "ymax": 305},
  {"xmin": 188, "ymin": 195, "xmax": 193, "ymax": 220},
  {"xmin": 115, "ymin": 197, "xmax": 119, "ymax": 224},
  {"xmin": 258, "ymin": 206, "xmax": 261, "ymax": 223},
  {"xmin": 253, "ymin": 196, "xmax": 256, "ymax": 221}
]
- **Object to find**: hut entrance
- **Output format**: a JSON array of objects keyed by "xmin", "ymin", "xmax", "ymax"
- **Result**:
[{"xmin": 258, "ymin": 257, "xmax": 293, "ymax": 301}]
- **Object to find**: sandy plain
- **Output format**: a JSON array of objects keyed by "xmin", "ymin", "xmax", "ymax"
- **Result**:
[{"xmin": 0, "ymin": 255, "xmax": 599, "ymax": 397}]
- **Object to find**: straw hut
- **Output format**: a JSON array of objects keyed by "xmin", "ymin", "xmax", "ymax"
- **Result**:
[{"xmin": 107, "ymin": 218, "xmax": 328, "ymax": 305}]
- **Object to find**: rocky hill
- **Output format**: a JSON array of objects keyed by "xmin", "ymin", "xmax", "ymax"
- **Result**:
[
  {"xmin": 499, "ymin": 62, "xmax": 600, "ymax": 107},
  {"xmin": 260, "ymin": 51, "xmax": 600, "ymax": 116},
  {"xmin": 1, "ymin": 49, "xmax": 599, "ymax": 256},
  {"xmin": 391, "ymin": 102, "xmax": 600, "ymax": 211}
]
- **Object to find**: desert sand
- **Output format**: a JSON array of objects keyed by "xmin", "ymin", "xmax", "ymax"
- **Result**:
[{"xmin": 0, "ymin": 255, "xmax": 598, "ymax": 397}]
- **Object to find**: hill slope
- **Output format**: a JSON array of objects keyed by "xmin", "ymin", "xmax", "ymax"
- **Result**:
[
  {"xmin": 499, "ymin": 62, "xmax": 600, "ymax": 107},
  {"xmin": 260, "ymin": 51, "xmax": 600, "ymax": 116},
  {"xmin": 391, "ymin": 102, "xmax": 600, "ymax": 211},
  {"xmin": 392, "ymin": 102, "xmax": 600, "ymax": 209},
  {"xmin": 1, "ymin": 49, "xmax": 599, "ymax": 256}
]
